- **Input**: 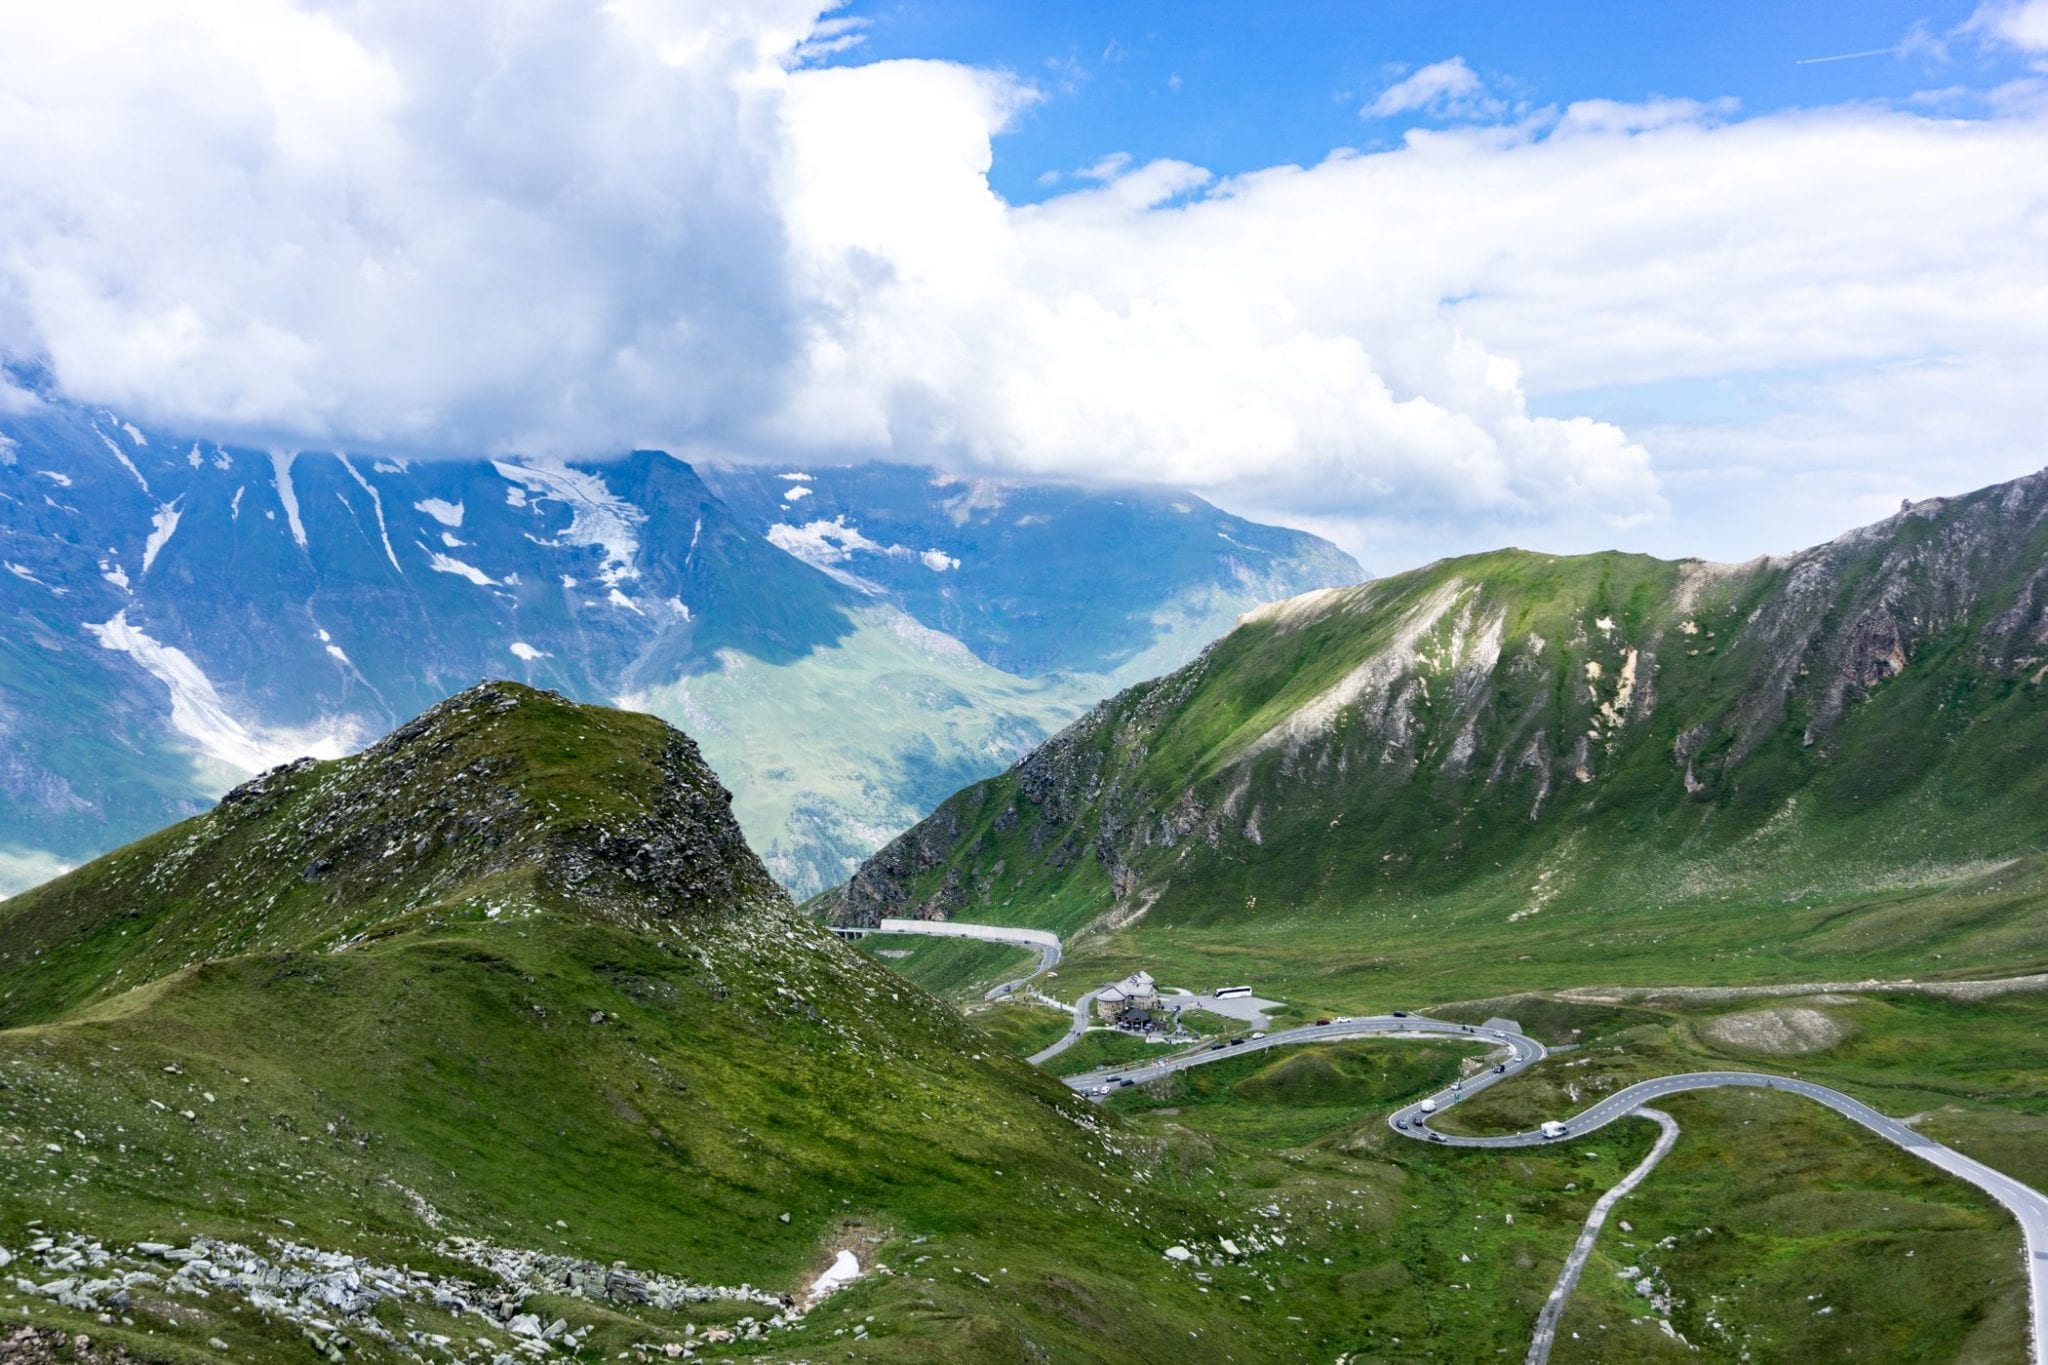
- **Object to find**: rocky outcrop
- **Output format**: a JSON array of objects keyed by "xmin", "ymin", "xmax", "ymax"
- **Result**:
[{"xmin": 820, "ymin": 466, "xmax": 2048, "ymax": 930}]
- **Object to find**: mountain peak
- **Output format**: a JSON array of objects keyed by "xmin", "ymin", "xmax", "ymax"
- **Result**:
[{"xmin": 0, "ymin": 684, "xmax": 782, "ymax": 1025}]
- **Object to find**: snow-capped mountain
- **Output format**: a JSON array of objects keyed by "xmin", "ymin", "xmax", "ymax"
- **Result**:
[{"xmin": 0, "ymin": 375, "xmax": 1362, "ymax": 896}]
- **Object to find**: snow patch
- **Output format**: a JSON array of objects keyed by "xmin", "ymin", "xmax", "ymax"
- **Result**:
[
  {"xmin": 0, "ymin": 433, "xmax": 15, "ymax": 465},
  {"xmin": 779, "ymin": 471, "xmax": 812, "ymax": 482},
  {"xmin": 782, "ymin": 484, "xmax": 813, "ymax": 502},
  {"xmin": 805, "ymin": 1250, "xmax": 859, "ymax": 1304},
  {"xmin": 666, "ymin": 596, "xmax": 692, "ymax": 621},
  {"xmin": 607, "ymin": 587, "xmax": 643, "ymax": 614},
  {"xmin": 415, "ymin": 498, "xmax": 465, "ymax": 528},
  {"xmin": 768, "ymin": 516, "xmax": 884, "ymax": 565},
  {"xmin": 36, "ymin": 470, "xmax": 73, "ymax": 488},
  {"xmin": 339, "ymin": 455, "xmax": 403, "ymax": 574},
  {"xmin": 270, "ymin": 452, "xmax": 309, "ymax": 550},
  {"xmin": 509, "ymin": 642, "xmax": 550, "ymax": 662},
  {"xmin": 423, "ymin": 550, "xmax": 498, "ymax": 587},
  {"xmin": 769, "ymin": 516, "xmax": 957, "ymax": 582},
  {"xmin": 5, "ymin": 561, "xmax": 55, "ymax": 591},
  {"xmin": 100, "ymin": 556, "xmax": 130, "ymax": 592},
  {"xmin": 120, "ymin": 420, "xmax": 147, "ymax": 446},
  {"xmin": 93, "ymin": 424, "xmax": 150, "ymax": 493},
  {"xmin": 85, "ymin": 611, "xmax": 365, "ymax": 774},
  {"xmin": 230, "ymin": 487, "xmax": 245, "ymax": 521},
  {"xmin": 491, "ymin": 460, "xmax": 642, "ymax": 587},
  {"xmin": 142, "ymin": 498, "xmax": 184, "ymax": 574}
]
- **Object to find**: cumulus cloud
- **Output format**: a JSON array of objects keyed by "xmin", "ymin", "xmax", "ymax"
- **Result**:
[
  {"xmin": 0, "ymin": 0, "xmax": 812, "ymax": 453},
  {"xmin": 1966, "ymin": 0, "xmax": 2048, "ymax": 53},
  {"xmin": 2, "ymin": 2, "xmax": 2046, "ymax": 561},
  {"xmin": 1364, "ymin": 57, "xmax": 1503, "ymax": 120}
]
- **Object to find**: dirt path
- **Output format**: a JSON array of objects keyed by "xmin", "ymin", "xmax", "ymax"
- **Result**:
[{"xmin": 1525, "ymin": 1107, "xmax": 1681, "ymax": 1364}]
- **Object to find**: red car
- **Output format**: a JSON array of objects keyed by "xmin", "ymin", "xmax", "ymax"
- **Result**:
[{"xmin": 1314, "ymin": 1018, "xmax": 1332, "ymax": 1026}]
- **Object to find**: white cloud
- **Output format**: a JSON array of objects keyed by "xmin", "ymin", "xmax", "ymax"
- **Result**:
[
  {"xmin": 1, "ymin": 4, "xmax": 2045, "ymax": 561},
  {"xmin": 1364, "ymin": 57, "xmax": 1502, "ymax": 121},
  {"xmin": 1966, "ymin": 0, "xmax": 2048, "ymax": 52},
  {"xmin": 0, "ymin": 846, "xmax": 72, "ymax": 900},
  {"xmin": 0, "ymin": 0, "xmax": 813, "ymax": 455}
]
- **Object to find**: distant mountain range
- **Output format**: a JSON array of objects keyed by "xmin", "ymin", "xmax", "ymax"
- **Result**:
[
  {"xmin": 822, "ymin": 468, "xmax": 2048, "ymax": 982},
  {"xmin": 0, "ymin": 372, "xmax": 1360, "ymax": 897}
]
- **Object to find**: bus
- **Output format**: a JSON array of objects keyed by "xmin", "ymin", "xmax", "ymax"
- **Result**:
[{"xmin": 1213, "ymin": 985, "xmax": 1252, "ymax": 999}]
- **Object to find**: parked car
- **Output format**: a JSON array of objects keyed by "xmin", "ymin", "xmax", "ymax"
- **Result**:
[{"xmin": 1314, "ymin": 1018, "xmax": 1332, "ymax": 1026}]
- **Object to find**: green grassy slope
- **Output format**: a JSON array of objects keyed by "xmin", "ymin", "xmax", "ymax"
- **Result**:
[
  {"xmin": 821, "ymin": 470, "xmax": 2048, "ymax": 994},
  {"xmin": 0, "ymin": 684, "xmax": 1304, "ymax": 1363}
]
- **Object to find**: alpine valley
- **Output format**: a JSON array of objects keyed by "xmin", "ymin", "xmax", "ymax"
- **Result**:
[
  {"xmin": 0, "ymin": 374, "xmax": 1359, "ymax": 900},
  {"xmin": 3, "ymin": 469, "xmax": 2046, "ymax": 1364}
]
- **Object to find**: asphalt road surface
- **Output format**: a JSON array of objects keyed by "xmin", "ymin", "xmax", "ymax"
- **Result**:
[
  {"xmin": 1062, "ymin": 1013, "xmax": 2048, "ymax": 1363},
  {"xmin": 873, "ymin": 922, "xmax": 2048, "ymax": 1362}
]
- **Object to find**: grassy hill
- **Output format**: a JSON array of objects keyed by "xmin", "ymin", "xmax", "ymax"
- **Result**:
[
  {"xmin": 819, "ymin": 469, "xmax": 2048, "ymax": 1000},
  {"xmin": 0, "ymin": 683, "xmax": 1306, "ymax": 1362}
]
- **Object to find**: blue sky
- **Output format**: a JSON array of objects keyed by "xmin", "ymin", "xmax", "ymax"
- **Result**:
[{"xmin": 833, "ymin": 1, "xmax": 2011, "ymax": 200}]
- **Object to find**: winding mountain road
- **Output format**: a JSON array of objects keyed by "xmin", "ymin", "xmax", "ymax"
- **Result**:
[
  {"xmin": 1063, "ymin": 1010, "xmax": 2048, "ymax": 1362},
  {"xmin": 830, "ymin": 918, "xmax": 1061, "ymax": 1001},
  {"xmin": 841, "ymin": 919, "xmax": 2048, "ymax": 1358}
]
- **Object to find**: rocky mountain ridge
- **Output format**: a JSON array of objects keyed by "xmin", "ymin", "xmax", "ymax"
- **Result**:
[{"xmin": 822, "ymin": 468, "xmax": 2048, "ymax": 944}]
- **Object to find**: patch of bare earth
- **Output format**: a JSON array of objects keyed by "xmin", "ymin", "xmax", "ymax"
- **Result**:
[{"xmin": 1699, "ymin": 1006, "xmax": 1854, "ymax": 1056}]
